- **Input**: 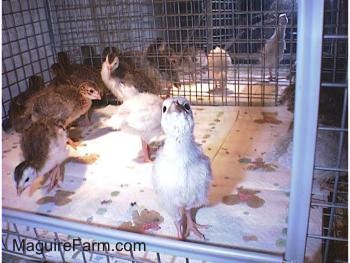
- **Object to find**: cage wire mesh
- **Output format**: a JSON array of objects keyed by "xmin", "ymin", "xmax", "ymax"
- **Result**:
[
  {"xmin": 2, "ymin": 220, "xmax": 182, "ymax": 263},
  {"xmin": 1, "ymin": 0, "xmax": 348, "ymax": 262},
  {"xmin": 2, "ymin": 0, "xmax": 298, "ymax": 127},
  {"xmin": 306, "ymin": 0, "xmax": 348, "ymax": 262}
]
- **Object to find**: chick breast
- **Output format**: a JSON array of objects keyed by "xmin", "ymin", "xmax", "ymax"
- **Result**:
[
  {"xmin": 152, "ymin": 143, "xmax": 212, "ymax": 219},
  {"xmin": 38, "ymin": 126, "xmax": 69, "ymax": 177},
  {"xmin": 21, "ymin": 120, "xmax": 69, "ymax": 175}
]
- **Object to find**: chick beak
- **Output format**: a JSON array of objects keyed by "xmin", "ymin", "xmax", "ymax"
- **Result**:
[
  {"xmin": 105, "ymin": 56, "xmax": 112, "ymax": 71},
  {"xmin": 175, "ymin": 101, "xmax": 186, "ymax": 113},
  {"xmin": 17, "ymin": 186, "xmax": 25, "ymax": 196},
  {"xmin": 106, "ymin": 63, "xmax": 112, "ymax": 72},
  {"xmin": 168, "ymin": 101, "xmax": 186, "ymax": 113}
]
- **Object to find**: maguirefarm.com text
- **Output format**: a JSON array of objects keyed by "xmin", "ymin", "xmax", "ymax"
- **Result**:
[{"xmin": 13, "ymin": 238, "xmax": 146, "ymax": 255}]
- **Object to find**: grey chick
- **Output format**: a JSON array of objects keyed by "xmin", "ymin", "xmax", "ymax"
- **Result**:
[
  {"xmin": 8, "ymin": 75, "xmax": 45, "ymax": 132},
  {"xmin": 178, "ymin": 47, "xmax": 208, "ymax": 83},
  {"xmin": 152, "ymin": 97, "xmax": 212, "ymax": 239},
  {"xmin": 260, "ymin": 14, "xmax": 288, "ymax": 81},
  {"xmin": 207, "ymin": 47, "xmax": 231, "ymax": 92},
  {"xmin": 14, "ymin": 118, "xmax": 69, "ymax": 195},
  {"xmin": 145, "ymin": 38, "xmax": 181, "ymax": 96}
]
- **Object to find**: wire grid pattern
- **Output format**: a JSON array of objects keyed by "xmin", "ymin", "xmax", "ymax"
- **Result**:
[
  {"xmin": 2, "ymin": 0, "xmax": 298, "ymax": 125},
  {"xmin": 2, "ymin": 0, "xmax": 55, "ymax": 124},
  {"xmin": 2, "ymin": 221, "xmax": 169, "ymax": 263},
  {"xmin": 307, "ymin": 0, "xmax": 348, "ymax": 262}
]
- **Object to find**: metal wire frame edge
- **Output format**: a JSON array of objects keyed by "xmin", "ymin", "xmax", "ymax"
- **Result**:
[{"xmin": 2, "ymin": 207, "xmax": 283, "ymax": 263}]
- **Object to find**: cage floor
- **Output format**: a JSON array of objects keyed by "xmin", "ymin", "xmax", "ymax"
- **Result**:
[{"xmin": 2, "ymin": 104, "xmax": 321, "ymax": 262}]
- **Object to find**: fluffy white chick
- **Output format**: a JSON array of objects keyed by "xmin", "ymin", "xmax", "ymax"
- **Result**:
[
  {"xmin": 152, "ymin": 97, "xmax": 212, "ymax": 239},
  {"xmin": 207, "ymin": 47, "xmax": 231, "ymax": 92},
  {"xmin": 100, "ymin": 53, "xmax": 139, "ymax": 102},
  {"xmin": 108, "ymin": 93, "xmax": 163, "ymax": 162}
]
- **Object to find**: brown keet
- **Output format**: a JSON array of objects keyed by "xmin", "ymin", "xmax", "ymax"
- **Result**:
[
  {"xmin": 101, "ymin": 50, "xmax": 161, "ymax": 102},
  {"xmin": 29, "ymin": 81, "xmax": 101, "ymax": 128},
  {"xmin": 25, "ymin": 81, "xmax": 101, "ymax": 148},
  {"xmin": 55, "ymin": 51, "xmax": 107, "ymax": 102},
  {"xmin": 178, "ymin": 47, "xmax": 208, "ymax": 83},
  {"xmin": 14, "ymin": 118, "xmax": 69, "ymax": 195},
  {"xmin": 145, "ymin": 38, "xmax": 181, "ymax": 96},
  {"xmin": 8, "ymin": 75, "xmax": 45, "ymax": 132},
  {"xmin": 260, "ymin": 14, "xmax": 288, "ymax": 81}
]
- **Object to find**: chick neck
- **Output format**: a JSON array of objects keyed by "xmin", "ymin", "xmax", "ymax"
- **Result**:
[
  {"xmin": 101, "ymin": 62, "xmax": 123, "ymax": 101},
  {"xmin": 163, "ymin": 132, "xmax": 196, "ymax": 152}
]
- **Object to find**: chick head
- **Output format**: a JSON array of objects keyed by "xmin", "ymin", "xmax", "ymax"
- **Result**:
[
  {"xmin": 79, "ymin": 81, "xmax": 101, "ymax": 100},
  {"xmin": 14, "ymin": 161, "xmax": 37, "ymax": 196},
  {"xmin": 161, "ymin": 97, "xmax": 194, "ymax": 138}
]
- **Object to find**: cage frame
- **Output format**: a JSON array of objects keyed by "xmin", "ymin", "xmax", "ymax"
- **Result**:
[{"xmin": 2, "ymin": 0, "xmax": 348, "ymax": 262}]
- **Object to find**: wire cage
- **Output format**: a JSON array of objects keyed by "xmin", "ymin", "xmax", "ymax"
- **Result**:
[
  {"xmin": 1, "ymin": 0, "xmax": 348, "ymax": 262},
  {"xmin": 307, "ymin": 0, "xmax": 348, "ymax": 262},
  {"xmin": 2, "ymin": 0, "xmax": 298, "ymax": 126}
]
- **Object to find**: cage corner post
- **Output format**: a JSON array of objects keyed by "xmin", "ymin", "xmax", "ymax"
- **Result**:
[{"xmin": 285, "ymin": 0, "xmax": 325, "ymax": 262}]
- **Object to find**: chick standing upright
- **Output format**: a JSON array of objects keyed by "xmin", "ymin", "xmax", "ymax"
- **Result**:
[
  {"xmin": 207, "ymin": 47, "xmax": 231, "ymax": 92},
  {"xmin": 152, "ymin": 97, "xmax": 212, "ymax": 239},
  {"xmin": 260, "ymin": 13, "xmax": 288, "ymax": 81}
]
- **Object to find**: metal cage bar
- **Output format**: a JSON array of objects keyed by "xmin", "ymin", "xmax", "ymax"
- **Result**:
[
  {"xmin": 285, "ymin": 0, "xmax": 325, "ymax": 261},
  {"xmin": 3, "ymin": 208, "xmax": 283, "ymax": 263}
]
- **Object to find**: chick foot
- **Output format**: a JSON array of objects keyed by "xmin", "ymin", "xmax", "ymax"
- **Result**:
[
  {"xmin": 141, "ymin": 139, "xmax": 152, "ymax": 162},
  {"xmin": 67, "ymin": 138, "xmax": 81, "ymax": 150},
  {"xmin": 184, "ymin": 209, "xmax": 208, "ymax": 240},
  {"xmin": 174, "ymin": 219, "xmax": 185, "ymax": 240},
  {"xmin": 47, "ymin": 165, "xmax": 63, "ymax": 193}
]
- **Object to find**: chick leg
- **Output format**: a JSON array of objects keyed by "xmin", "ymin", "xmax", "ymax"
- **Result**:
[
  {"xmin": 141, "ymin": 139, "xmax": 152, "ymax": 162},
  {"xmin": 80, "ymin": 111, "xmax": 92, "ymax": 126},
  {"xmin": 184, "ymin": 209, "xmax": 208, "ymax": 240},
  {"xmin": 175, "ymin": 207, "xmax": 185, "ymax": 239},
  {"xmin": 174, "ymin": 219, "xmax": 184, "ymax": 240},
  {"xmin": 67, "ymin": 137, "xmax": 81, "ymax": 150},
  {"xmin": 269, "ymin": 68, "xmax": 273, "ymax": 81},
  {"xmin": 47, "ymin": 165, "xmax": 62, "ymax": 193}
]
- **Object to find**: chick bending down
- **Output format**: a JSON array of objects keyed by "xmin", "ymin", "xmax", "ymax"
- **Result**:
[
  {"xmin": 14, "ymin": 119, "xmax": 69, "ymax": 195},
  {"xmin": 107, "ymin": 92, "xmax": 163, "ymax": 162},
  {"xmin": 152, "ymin": 97, "xmax": 212, "ymax": 239}
]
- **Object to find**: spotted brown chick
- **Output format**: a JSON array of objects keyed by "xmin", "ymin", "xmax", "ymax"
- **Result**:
[
  {"xmin": 14, "ymin": 118, "xmax": 69, "ymax": 195},
  {"xmin": 26, "ymin": 81, "xmax": 101, "ymax": 148},
  {"xmin": 29, "ymin": 81, "xmax": 101, "ymax": 128},
  {"xmin": 56, "ymin": 51, "xmax": 107, "ymax": 104}
]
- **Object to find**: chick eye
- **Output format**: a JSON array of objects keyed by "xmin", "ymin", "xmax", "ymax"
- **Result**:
[
  {"xmin": 24, "ymin": 177, "xmax": 30, "ymax": 183},
  {"xmin": 184, "ymin": 103, "xmax": 190, "ymax": 111},
  {"xmin": 162, "ymin": 106, "xmax": 167, "ymax": 113}
]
